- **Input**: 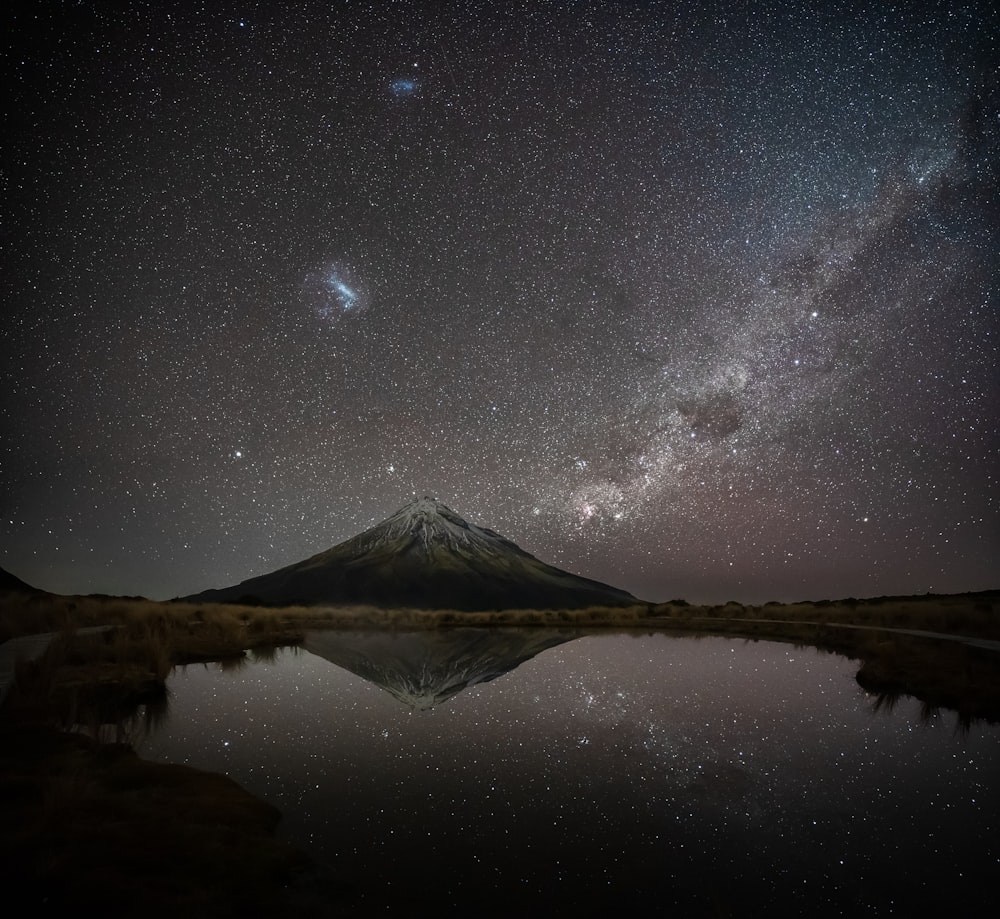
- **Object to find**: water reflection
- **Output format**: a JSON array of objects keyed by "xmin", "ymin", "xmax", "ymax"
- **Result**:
[
  {"xmin": 868, "ymin": 688, "xmax": 978, "ymax": 734},
  {"xmin": 302, "ymin": 627, "xmax": 579, "ymax": 709},
  {"xmin": 71, "ymin": 684, "xmax": 170, "ymax": 745},
  {"xmin": 36, "ymin": 678, "xmax": 169, "ymax": 746},
  {"xmin": 141, "ymin": 632, "xmax": 1000, "ymax": 916}
]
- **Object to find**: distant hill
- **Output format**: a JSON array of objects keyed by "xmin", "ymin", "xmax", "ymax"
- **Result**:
[
  {"xmin": 0, "ymin": 566, "xmax": 43, "ymax": 594},
  {"xmin": 184, "ymin": 497, "xmax": 640, "ymax": 611}
]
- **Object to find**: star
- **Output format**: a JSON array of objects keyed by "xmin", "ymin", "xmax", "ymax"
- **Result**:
[{"xmin": 0, "ymin": 0, "xmax": 993, "ymax": 604}]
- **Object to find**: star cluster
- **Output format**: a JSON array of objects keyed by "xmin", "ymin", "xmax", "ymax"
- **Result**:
[{"xmin": 1, "ymin": 1, "xmax": 996, "ymax": 601}]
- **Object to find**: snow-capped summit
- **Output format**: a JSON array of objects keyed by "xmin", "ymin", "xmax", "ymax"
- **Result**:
[
  {"xmin": 185, "ymin": 498, "xmax": 639, "ymax": 611},
  {"xmin": 345, "ymin": 496, "xmax": 524, "ymax": 558}
]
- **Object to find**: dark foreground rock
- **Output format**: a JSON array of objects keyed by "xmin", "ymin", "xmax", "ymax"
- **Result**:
[{"xmin": 0, "ymin": 722, "xmax": 350, "ymax": 917}]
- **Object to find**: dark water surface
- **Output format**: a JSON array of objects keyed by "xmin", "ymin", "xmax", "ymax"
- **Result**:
[{"xmin": 140, "ymin": 631, "xmax": 999, "ymax": 916}]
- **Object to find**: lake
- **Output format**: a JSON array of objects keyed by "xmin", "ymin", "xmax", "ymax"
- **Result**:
[{"xmin": 139, "ymin": 630, "xmax": 999, "ymax": 916}]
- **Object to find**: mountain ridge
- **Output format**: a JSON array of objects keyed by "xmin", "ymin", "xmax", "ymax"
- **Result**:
[{"xmin": 0, "ymin": 566, "xmax": 44, "ymax": 594}]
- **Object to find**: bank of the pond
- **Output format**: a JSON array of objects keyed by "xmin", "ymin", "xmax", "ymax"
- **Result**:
[
  {"xmin": 4, "ymin": 588, "xmax": 1000, "ymax": 728},
  {"xmin": 2, "ymin": 588, "xmax": 998, "ymax": 913},
  {"xmin": 0, "ymin": 720, "xmax": 347, "ymax": 916}
]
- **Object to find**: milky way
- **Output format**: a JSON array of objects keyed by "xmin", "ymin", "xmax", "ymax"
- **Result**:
[{"xmin": 1, "ymin": 1, "xmax": 996, "ymax": 601}]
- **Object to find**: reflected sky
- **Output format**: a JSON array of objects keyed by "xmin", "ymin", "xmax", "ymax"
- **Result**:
[{"xmin": 141, "ymin": 633, "xmax": 999, "ymax": 915}]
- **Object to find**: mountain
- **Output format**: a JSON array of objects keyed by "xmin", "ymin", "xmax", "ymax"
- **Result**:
[
  {"xmin": 185, "ymin": 497, "xmax": 640, "ymax": 610},
  {"xmin": 303, "ymin": 627, "xmax": 579, "ymax": 709},
  {"xmin": 0, "ymin": 566, "xmax": 43, "ymax": 594}
]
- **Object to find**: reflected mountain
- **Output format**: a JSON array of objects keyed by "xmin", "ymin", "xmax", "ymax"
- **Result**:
[{"xmin": 302, "ymin": 628, "xmax": 579, "ymax": 709}]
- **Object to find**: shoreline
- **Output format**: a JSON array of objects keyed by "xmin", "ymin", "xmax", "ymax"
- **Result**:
[{"xmin": 2, "ymin": 588, "xmax": 997, "ymax": 913}]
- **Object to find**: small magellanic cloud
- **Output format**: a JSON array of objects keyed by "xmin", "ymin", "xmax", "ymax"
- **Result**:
[{"xmin": 390, "ymin": 77, "xmax": 418, "ymax": 98}]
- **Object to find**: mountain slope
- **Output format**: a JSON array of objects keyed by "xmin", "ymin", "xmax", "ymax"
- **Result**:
[
  {"xmin": 185, "ymin": 497, "xmax": 639, "ymax": 610},
  {"xmin": 0, "ymin": 566, "xmax": 43, "ymax": 594}
]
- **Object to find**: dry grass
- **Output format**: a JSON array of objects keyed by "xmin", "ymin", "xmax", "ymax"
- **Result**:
[
  {"xmin": 0, "ymin": 591, "xmax": 656, "ymax": 646},
  {"xmin": 647, "ymin": 590, "xmax": 1000, "ymax": 640},
  {"xmin": 3, "ymin": 589, "xmax": 996, "ymax": 646}
]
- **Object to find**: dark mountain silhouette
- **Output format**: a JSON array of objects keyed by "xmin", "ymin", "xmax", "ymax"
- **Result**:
[
  {"xmin": 0, "ymin": 566, "xmax": 43, "ymax": 594},
  {"xmin": 185, "ymin": 497, "xmax": 640, "ymax": 610},
  {"xmin": 303, "ymin": 627, "xmax": 579, "ymax": 709}
]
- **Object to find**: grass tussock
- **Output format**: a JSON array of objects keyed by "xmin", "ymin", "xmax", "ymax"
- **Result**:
[{"xmin": 852, "ymin": 634, "xmax": 1000, "ymax": 726}]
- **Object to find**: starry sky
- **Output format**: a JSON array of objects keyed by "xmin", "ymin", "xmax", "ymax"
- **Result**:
[{"xmin": 2, "ymin": 0, "xmax": 997, "ymax": 603}]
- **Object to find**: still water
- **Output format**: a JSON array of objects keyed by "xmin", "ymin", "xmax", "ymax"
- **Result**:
[{"xmin": 140, "ymin": 630, "xmax": 999, "ymax": 916}]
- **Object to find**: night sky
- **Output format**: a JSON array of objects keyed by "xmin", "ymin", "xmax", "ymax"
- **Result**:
[{"xmin": 2, "ymin": 1, "xmax": 997, "ymax": 603}]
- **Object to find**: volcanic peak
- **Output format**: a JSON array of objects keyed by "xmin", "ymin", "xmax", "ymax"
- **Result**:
[
  {"xmin": 345, "ymin": 497, "xmax": 523, "ymax": 558},
  {"xmin": 184, "ymin": 497, "xmax": 639, "ymax": 610}
]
